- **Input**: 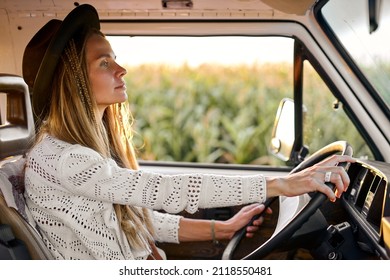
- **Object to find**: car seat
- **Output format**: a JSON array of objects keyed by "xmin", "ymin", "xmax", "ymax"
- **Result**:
[{"xmin": 0, "ymin": 73, "xmax": 53, "ymax": 259}]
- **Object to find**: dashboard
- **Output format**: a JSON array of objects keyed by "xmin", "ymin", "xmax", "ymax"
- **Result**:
[{"xmin": 342, "ymin": 159, "xmax": 390, "ymax": 259}]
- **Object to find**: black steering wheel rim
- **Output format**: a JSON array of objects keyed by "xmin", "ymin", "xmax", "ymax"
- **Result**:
[{"xmin": 222, "ymin": 140, "xmax": 353, "ymax": 260}]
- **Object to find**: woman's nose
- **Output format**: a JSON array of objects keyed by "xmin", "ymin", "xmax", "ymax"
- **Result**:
[{"xmin": 117, "ymin": 63, "xmax": 127, "ymax": 76}]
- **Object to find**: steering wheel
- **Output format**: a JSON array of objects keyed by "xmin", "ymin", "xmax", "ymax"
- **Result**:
[{"xmin": 222, "ymin": 140, "xmax": 353, "ymax": 260}]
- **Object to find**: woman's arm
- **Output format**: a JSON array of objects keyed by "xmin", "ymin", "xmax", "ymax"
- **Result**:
[
  {"xmin": 59, "ymin": 143, "xmax": 266, "ymax": 214},
  {"xmin": 59, "ymin": 141, "xmax": 354, "ymax": 214}
]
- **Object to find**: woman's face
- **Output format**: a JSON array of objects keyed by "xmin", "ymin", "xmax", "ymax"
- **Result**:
[{"xmin": 85, "ymin": 33, "xmax": 127, "ymax": 117}]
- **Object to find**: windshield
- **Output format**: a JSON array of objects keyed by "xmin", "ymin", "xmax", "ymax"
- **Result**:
[{"xmin": 321, "ymin": 0, "xmax": 390, "ymax": 110}]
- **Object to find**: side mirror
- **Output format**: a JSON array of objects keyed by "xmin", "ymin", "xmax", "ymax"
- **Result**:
[{"xmin": 269, "ymin": 98, "xmax": 308, "ymax": 164}]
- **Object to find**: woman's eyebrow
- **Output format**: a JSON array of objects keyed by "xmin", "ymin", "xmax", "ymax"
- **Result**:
[{"xmin": 96, "ymin": 53, "xmax": 117, "ymax": 60}]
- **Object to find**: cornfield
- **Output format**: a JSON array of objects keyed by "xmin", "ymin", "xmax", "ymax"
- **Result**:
[{"xmin": 124, "ymin": 63, "xmax": 373, "ymax": 165}]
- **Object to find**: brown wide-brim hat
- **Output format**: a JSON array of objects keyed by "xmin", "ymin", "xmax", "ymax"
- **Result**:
[{"xmin": 22, "ymin": 4, "xmax": 100, "ymax": 126}]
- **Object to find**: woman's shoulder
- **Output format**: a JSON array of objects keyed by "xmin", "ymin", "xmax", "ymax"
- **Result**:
[
  {"xmin": 33, "ymin": 134, "xmax": 74, "ymax": 153},
  {"xmin": 32, "ymin": 134, "xmax": 103, "ymax": 160}
]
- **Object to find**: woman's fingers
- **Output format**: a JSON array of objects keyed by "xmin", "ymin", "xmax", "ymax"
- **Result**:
[
  {"xmin": 238, "ymin": 203, "xmax": 273, "ymax": 238},
  {"xmin": 317, "ymin": 165, "xmax": 350, "ymax": 199},
  {"xmin": 317, "ymin": 154, "xmax": 355, "ymax": 167},
  {"xmin": 280, "ymin": 155, "xmax": 355, "ymax": 202}
]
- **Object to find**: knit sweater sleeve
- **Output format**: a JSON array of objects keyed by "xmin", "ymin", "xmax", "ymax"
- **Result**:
[
  {"xmin": 55, "ymin": 142, "xmax": 266, "ymax": 214},
  {"xmin": 151, "ymin": 211, "xmax": 181, "ymax": 243}
]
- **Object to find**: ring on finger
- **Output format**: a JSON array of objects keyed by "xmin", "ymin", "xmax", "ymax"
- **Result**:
[{"xmin": 324, "ymin": 171, "xmax": 332, "ymax": 183}]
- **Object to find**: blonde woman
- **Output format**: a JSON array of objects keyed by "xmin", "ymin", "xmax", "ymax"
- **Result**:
[{"xmin": 22, "ymin": 4, "xmax": 354, "ymax": 260}]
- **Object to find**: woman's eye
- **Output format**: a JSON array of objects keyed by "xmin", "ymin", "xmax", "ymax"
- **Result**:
[{"xmin": 101, "ymin": 60, "xmax": 109, "ymax": 67}]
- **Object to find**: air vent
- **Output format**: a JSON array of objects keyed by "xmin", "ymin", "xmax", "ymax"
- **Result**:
[
  {"xmin": 364, "ymin": 177, "xmax": 386, "ymax": 231},
  {"xmin": 348, "ymin": 164, "xmax": 387, "ymax": 233}
]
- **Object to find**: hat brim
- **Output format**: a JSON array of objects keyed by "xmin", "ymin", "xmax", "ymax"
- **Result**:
[{"xmin": 32, "ymin": 4, "xmax": 100, "ymax": 123}]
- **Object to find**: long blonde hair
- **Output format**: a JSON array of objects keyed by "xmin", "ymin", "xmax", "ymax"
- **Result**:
[{"xmin": 35, "ymin": 29, "xmax": 155, "ymax": 251}]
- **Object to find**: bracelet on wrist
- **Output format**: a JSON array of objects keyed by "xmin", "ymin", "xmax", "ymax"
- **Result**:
[{"xmin": 210, "ymin": 219, "xmax": 219, "ymax": 245}]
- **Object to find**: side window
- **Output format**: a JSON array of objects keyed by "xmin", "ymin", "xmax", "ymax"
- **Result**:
[
  {"xmin": 110, "ymin": 36, "xmax": 295, "ymax": 166},
  {"xmin": 0, "ymin": 91, "xmax": 27, "ymax": 127},
  {"xmin": 109, "ymin": 35, "xmax": 374, "ymax": 165},
  {"xmin": 302, "ymin": 61, "xmax": 374, "ymax": 160},
  {"xmin": 0, "ymin": 93, "xmax": 6, "ymax": 125}
]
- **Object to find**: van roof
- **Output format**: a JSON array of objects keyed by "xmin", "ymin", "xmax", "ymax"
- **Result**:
[{"xmin": 1, "ymin": 0, "xmax": 318, "ymax": 20}]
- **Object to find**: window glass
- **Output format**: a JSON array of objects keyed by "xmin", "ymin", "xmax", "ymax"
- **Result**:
[
  {"xmin": 109, "ymin": 36, "xmax": 294, "ymax": 166},
  {"xmin": 321, "ymin": 0, "xmax": 390, "ymax": 109},
  {"xmin": 303, "ymin": 61, "xmax": 373, "ymax": 160}
]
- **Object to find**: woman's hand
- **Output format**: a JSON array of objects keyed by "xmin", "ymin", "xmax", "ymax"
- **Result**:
[
  {"xmin": 220, "ymin": 203, "xmax": 272, "ymax": 240},
  {"xmin": 266, "ymin": 155, "xmax": 356, "ymax": 202},
  {"xmin": 177, "ymin": 203, "xmax": 271, "ymax": 242}
]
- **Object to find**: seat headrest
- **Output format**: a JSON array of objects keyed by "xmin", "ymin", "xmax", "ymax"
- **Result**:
[{"xmin": 0, "ymin": 74, "xmax": 35, "ymax": 160}]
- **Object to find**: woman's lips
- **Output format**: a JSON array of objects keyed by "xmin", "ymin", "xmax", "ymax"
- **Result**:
[{"xmin": 115, "ymin": 83, "xmax": 126, "ymax": 90}]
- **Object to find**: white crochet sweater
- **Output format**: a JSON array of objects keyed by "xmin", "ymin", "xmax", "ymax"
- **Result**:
[{"xmin": 24, "ymin": 135, "xmax": 266, "ymax": 259}]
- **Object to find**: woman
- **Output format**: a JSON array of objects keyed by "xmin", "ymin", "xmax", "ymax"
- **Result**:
[{"xmin": 22, "ymin": 4, "xmax": 354, "ymax": 260}]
